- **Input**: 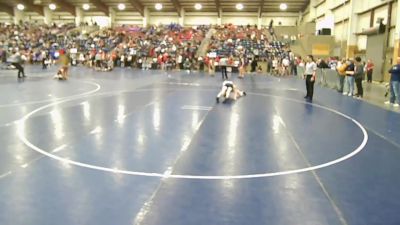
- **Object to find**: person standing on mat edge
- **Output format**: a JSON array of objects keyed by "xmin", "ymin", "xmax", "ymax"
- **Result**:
[
  {"xmin": 344, "ymin": 58, "xmax": 355, "ymax": 96},
  {"xmin": 219, "ymin": 56, "xmax": 228, "ymax": 80},
  {"xmin": 365, "ymin": 59, "xmax": 374, "ymax": 83},
  {"xmin": 385, "ymin": 57, "xmax": 400, "ymax": 107},
  {"xmin": 336, "ymin": 58, "xmax": 347, "ymax": 93},
  {"xmin": 9, "ymin": 50, "xmax": 26, "ymax": 79},
  {"xmin": 303, "ymin": 55, "xmax": 317, "ymax": 101},
  {"xmin": 353, "ymin": 57, "xmax": 364, "ymax": 99}
]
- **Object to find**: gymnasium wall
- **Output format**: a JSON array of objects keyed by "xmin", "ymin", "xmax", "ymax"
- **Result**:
[
  {"xmin": 0, "ymin": 13, "xmax": 12, "ymax": 23},
  {"xmin": 184, "ymin": 12, "xmax": 218, "ymax": 26},
  {"xmin": 82, "ymin": 12, "xmax": 112, "ymax": 27},
  {"xmin": 302, "ymin": 0, "xmax": 398, "ymax": 53},
  {"xmin": 221, "ymin": 12, "xmax": 258, "ymax": 25},
  {"xmin": 262, "ymin": 12, "xmax": 299, "ymax": 26},
  {"xmin": 0, "ymin": 9, "xmax": 298, "ymax": 28},
  {"xmin": 51, "ymin": 12, "xmax": 75, "ymax": 24}
]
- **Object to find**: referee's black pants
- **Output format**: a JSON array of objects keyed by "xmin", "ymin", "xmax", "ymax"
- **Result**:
[
  {"xmin": 221, "ymin": 66, "xmax": 228, "ymax": 80},
  {"xmin": 12, "ymin": 63, "xmax": 25, "ymax": 78},
  {"xmin": 305, "ymin": 75, "xmax": 315, "ymax": 100}
]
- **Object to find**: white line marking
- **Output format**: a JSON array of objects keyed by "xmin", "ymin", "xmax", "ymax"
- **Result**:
[
  {"xmin": 180, "ymin": 139, "xmax": 191, "ymax": 152},
  {"xmin": 20, "ymin": 163, "xmax": 29, "ymax": 168},
  {"xmin": 133, "ymin": 187, "xmax": 160, "ymax": 225},
  {"xmin": 0, "ymin": 171, "xmax": 12, "ymax": 179},
  {"xmin": 181, "ymin": 105, "xmax": 212, "ymax": 111},
  {"xmin": 0, "ymin": 120, "xmax": 21, "ymax": 128},
  {"xmin": 179, "ymin": 107, "xmax": 211, "ymax": 154},
  {"xmin": 52, "ymin": 144, "xmax": 68, "ymax": 153},
  {"xmin": 0, "ymin": 80, "xmax": 101, "ymax": 108},
  {"xmin": 133, "ymin": 103, "xmax": 213, "ymax": 224},
  {"xmin": 89, "ymin": 126, "xmax": 102, "ymax": 135},
  {"xmin": 163, "ymin": 167, "xmax": 173, "ymax": 177},
  {"xmin": 273, "ymin": 106, "xmax": 349, "ymax": 225},
  {"xmin": 165, "ymin": 82, "xmax": 201, "ymax": 86},
  {"xmin": 0, "ymin": 123, "xmax": 12, "ymax": 128},
  {"xmin": 114, "ymin": 101, "xmax": 157, "ymax": 123},
  {"xmin": 17, "ymin": 89, "xmax": 368, "ymax": 180},
  {"xmin": 144, "ymin": 102, "xmax": 156, "ymax": 107}
]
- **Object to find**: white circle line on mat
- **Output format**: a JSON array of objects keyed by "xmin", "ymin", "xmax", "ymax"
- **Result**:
[
  {"xmin": 0, "ymin": 80, "xmax": 101, "ymax": 108},
  {"xmin": 17, "ymin": 89, "xmax": 368, "ymax": 180}
]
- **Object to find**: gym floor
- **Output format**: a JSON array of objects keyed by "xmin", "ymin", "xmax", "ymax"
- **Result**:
[{"xmin": 0, "ymin": 66, "xmax": 400, "ymax": 225}]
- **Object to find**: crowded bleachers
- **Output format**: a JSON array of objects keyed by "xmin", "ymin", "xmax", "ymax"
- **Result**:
[
  {"xmin": 0, "ymin": 22, "xmax": 210, "ymax": 72},
  {"xmin": 203, "ymin": 24, "xmax": 294, "ymax": 76},
  {"xmin": 207, "ymin": 24, "xmax": 289, "ymax": 58},
  {"xmin": 0, "ymin": 22, "xmax": 78, "ymax": 64},
  {"xmin": 1, "ymin": 22, "xmax": 301, "ymax": 75}
]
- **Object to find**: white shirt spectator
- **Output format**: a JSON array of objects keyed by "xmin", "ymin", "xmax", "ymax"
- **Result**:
[
  {"xmin": 219, "ymin": 58, "xmax": 227, "ymax": 66},
  {"xmin": 253, "ymin": 49, "xmax": 259, "ymax": 56},
  {"xmin": 272, "ymin": 59, "xmax": 278, "ymax": 68},
  {"xmin": 282, "ymin": 58, "xmax": 290, "ymax": 67}
]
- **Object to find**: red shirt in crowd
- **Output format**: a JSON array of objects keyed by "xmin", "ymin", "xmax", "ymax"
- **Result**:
[{"xmin": 367, "ymin": 62, "xmax": 374, "ymax": 71}]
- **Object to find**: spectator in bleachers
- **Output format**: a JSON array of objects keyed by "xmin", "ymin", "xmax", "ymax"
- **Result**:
[
  {"xmin": 282, "ymin": 57, "xmax": 290, "ymax": 76},
  {"xmin": 0, "ymin": 22, "xmax": 208, "ymax": 73},
  {"xmin": 251, "ymin": 57, "xmax": 258, "ymax": 73},
  {"xmin": 272, "ymin": 57, "xmax": 279, "ymax": 75},
  {"xmin": 177, "ymin": 54, "xmax": 183, "ymax": 70},
  {"xmin": 267, "ymin": 57, "xmax": 273, "ymax": 74},
  {"xmin": 317, "ymin": 58, "xmax": 329, "ymax": 69},
  {"xmin": 198, "ymin": 56, "xmax": 204, "ymax": 71},
  {"xmin": 184, "ymin": 58, "xmax": 192, "ymax": 73},
  {"xmin": 207, "ymin": 24, "xmax": 290, "ymax": 76},
  {"xmin": 329, "ymin": 57, "xmax": 338, "ymax": 70}
]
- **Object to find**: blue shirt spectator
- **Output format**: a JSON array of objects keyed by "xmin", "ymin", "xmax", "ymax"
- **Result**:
[{"xmin": 389, "ymin": 62, "xmax": 400, "ymax": 82}]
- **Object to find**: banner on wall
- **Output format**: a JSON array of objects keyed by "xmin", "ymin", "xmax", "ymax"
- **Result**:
[{"xmin": 312, "ymin": 44, "xmax": 330, "ymax": 56}]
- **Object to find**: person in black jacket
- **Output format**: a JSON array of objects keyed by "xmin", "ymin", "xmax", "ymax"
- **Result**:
[
  {"xmin": 344, "ymin": 59, "xmax": 355, "ymax": 96},
  {"xmin": 317, "ymin": 58, "xmax": 329, "ymax": 69},
  {"xmin": 353, "ymin": 57, "xmax": 364, "ymax": 99}
]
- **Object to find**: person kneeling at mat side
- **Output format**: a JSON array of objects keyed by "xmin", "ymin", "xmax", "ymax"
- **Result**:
[{"xmin": 216, "ymin": 80, "xmax": 246, "ymax": 103}]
